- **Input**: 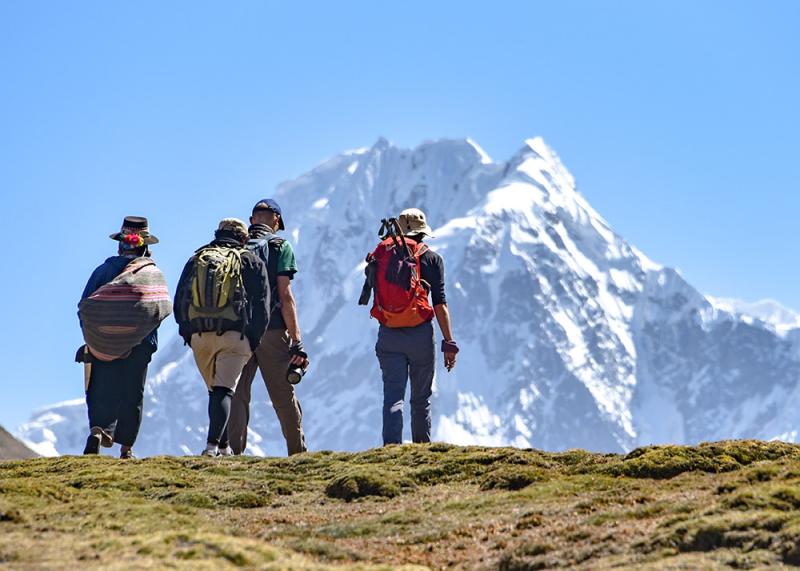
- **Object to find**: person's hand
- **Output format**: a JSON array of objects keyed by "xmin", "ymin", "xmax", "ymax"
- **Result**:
[
  {"xmin": 444, "ymin": 351, "xmax": 457, "ymax": 372},
  {"xmin": 289, "ymin": 340, "xmax": 309, "ymax": 368},
  {"xmin": 441, "ymin": 339, "xmax": 459, "ymax": 372},
  {"xmin": 292, "ymin": 355, "xmax": 310, "ymax": 368}
]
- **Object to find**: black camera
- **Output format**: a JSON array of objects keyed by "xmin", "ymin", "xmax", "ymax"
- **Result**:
[
  {"xmin": 287, "ymin": 365, "xmax": 307, "ymax": 385},
  {"xmin": 287, "ymin": 342, "xmax": 308, "ymax": 384}
]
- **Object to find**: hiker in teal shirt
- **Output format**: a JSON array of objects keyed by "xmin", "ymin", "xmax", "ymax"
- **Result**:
[{"xmin": 228, "ymin": 198, "xmax": 309, "ymax": 456}]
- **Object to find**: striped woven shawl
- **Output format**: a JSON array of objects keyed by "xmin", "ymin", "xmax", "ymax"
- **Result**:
[{"xmin": 79, "ymin": 257, "xmax": 173, "ymax": 361}]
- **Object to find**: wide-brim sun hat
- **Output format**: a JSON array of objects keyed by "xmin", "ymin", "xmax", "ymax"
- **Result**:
[
  {"xmin": 109, "ymin": 216, "xmax": 159, "ymax": 245},
  {"xmin": 398, "ymin": 208, "xmax": 434, "ymax": 238}
]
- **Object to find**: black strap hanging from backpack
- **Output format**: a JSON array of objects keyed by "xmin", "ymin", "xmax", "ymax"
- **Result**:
[{"xmin": 379, "ymin": 218, "xmax": 413, "ymax": 260}]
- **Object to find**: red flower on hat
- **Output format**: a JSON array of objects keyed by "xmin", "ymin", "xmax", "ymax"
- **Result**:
[{"xmin": 123, "ymin": 233, "xmax": 145, "ymax": 247}]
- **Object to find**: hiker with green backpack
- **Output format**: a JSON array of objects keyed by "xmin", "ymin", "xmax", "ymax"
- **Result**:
[
  {"xmin": 77, "ymin": 216, "xmax": 172, "ymax": 459},
  {"xmin": 173, "ymin": 218, "xmax": 269, "ymax": 457}
]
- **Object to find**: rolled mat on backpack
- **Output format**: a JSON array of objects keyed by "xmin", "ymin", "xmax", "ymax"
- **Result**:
[{"xmin": 79, "ymin": 257, "xmax": 173, "ymax": 361}]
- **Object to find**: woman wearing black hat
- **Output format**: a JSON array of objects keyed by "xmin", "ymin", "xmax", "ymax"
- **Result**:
[{"xmin": 77, "ymin": 216, "xmax": 171, "ymax": 458}]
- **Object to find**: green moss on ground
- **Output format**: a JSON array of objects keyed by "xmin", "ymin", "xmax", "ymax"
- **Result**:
[
  {"xmin": 1, "ymin": 440, "xmax": 800, "ymax": 569},
  {"xmin": 479, "ymin": 466, "xmax": 547, "ymax": 491},
  {"xmin": 609, "ymin": 440, "xmax": 800, "ymax": 479},
  {"xmin": 325, "ymin": 469, "xmax": 415, "ymax": 500}
]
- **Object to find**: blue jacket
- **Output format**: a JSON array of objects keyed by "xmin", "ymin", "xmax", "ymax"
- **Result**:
[{"xmin": 80, "ymin": 255, "xmax": 158, "ymax": 352}]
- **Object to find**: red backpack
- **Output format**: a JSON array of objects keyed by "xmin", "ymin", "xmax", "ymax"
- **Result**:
[{"xmin": 366, "ymin": 226, "xmax": 435, "ymax": 328}]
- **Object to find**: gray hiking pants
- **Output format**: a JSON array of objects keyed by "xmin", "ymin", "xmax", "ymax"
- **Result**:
[{"xmin": 376, "ymin": 321, "xmax": 436, "ymax": 445}]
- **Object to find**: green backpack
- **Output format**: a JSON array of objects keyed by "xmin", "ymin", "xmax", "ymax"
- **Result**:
[{"xmin": 188, "ymin": 246, "xmax": 248, "ymax": 333}]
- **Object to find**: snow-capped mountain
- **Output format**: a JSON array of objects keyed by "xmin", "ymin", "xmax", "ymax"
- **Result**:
[
  {"xmin": 19, "ymin": 137, "xmax": 800, "ymax": 456},
  {"xmin": 707, "ymin": 297, "xmax": 800, "ymax": 335}
]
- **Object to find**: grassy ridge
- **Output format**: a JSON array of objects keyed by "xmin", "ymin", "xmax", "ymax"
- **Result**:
[{"xmin": 2, "ymin": 441, "xmax": 800, "ymax": 569}]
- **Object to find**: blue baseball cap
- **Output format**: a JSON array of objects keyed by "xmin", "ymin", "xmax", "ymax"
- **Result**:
[{"xmin": 252, "ymin": 198, "xmax": 285, "ymax": 230}]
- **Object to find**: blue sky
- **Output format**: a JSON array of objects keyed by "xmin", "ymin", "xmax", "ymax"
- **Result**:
[{"xmin": 1, "ymin": 1, "xmax": 798, "ymax": 429}]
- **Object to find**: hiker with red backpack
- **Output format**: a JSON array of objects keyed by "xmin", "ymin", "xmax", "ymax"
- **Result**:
[
  {"xmin": 77, "ymin": 216, "xmax": 172, "ymax": 458},
  {"xmin": 173, "ymin": 218, "xmax": 269, "ymax": 457},
  {"xmin": 228, "ymin": 199, "xmax": 309, "ymax": 456},
  {"xmin": 360, "ymin": 208, "xmax": 459, "ymax": 445}
]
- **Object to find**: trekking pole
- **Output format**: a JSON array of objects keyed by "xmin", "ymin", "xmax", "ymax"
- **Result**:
[
  {"xmin": 379, "ymin": 219, "xmax": 390, "ymax": 239},
  {"xmin": 385, "ymin": 217, "xmax": 403, "ymax": 251},
  {"xmin": 391, "ymin": 218, "xmax": 412, "ymax": 259}
]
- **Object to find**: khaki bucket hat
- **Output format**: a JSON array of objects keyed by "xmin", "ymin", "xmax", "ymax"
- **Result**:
[
  {"xmin": 398, "ymin": 208, "xmax": 434, "ymax": 238},
  {"xmin": 217, "ymin": 217, "xmax": 249, "ymax": 239}
]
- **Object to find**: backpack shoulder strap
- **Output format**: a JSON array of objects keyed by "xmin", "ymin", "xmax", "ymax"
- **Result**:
[
  {"xmin": 246, "ymin": 235, "xmax": 283, "ymax": 261},
  {"xmin": 265, "ymin": 238, "xmax": 285, "ymax": 287},
  {"xmin": 228, "ymin": 246, "xmax": 245, "ymax": 267},
  {"xmin": 246, "ymin": 237, "xmax": 269, "ymax": 251}
]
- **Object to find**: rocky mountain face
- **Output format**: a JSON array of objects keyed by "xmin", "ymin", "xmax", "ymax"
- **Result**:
[
  {"xmin": 0, "ymin": 425, "xmax": 38, "ymax": 460},
  {"xmin": 18, "ymin": 137, "xmax": 800, "ymax": 456}
]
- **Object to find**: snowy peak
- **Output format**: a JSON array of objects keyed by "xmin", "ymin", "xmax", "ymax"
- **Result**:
[
  {"xmin": 464, "ymin": 138, "xmax": 493, "ymax": 164},
  {"xmin": 510, "ymin": 137, "xmax": 549, "ymax": 163},
  {"xmin": 286, "ymin": 136, "xmax": 599, "ymax": 236},
  {"xmin": 707, "ymin": 296, "xmax": 800, "ymax": 334},
  {"xmin": 371, "ymin": 136, "xmax": 391, "ymax": 152},
  {"xmin": 276, "ymin": 137, "xmax": 509, "ymax": 247}
]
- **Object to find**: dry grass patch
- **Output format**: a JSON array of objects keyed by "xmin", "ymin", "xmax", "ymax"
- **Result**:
[{"xmin": 2, "ymin": 440, "xmax": 800, "ymax": 569}]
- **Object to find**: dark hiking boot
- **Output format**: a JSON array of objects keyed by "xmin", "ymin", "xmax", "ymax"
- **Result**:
[
  {"xmin": 90, "ymin": 426, "xmax": 113, "ymax": 448},
  {"xmin": 119, "ymin": 447, "xmax": 135, "ymax": 460},
  {"xmin": 83, "ymin": 434, "xmax": 101, "ymax": 455}
]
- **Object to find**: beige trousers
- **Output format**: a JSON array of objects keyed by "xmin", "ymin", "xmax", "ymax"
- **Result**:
[
  {"xmin": 228, "ymin": 329, "xmax": 307, "ymax": 455},
  {"xmin": 190, "ymin": 331, "xmax": 252, "ymax": 391}
]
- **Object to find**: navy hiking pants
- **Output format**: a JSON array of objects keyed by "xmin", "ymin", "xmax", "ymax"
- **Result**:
[{"xmin": 376, "ymin": 320, "xmax": 436, "ymax": 445}]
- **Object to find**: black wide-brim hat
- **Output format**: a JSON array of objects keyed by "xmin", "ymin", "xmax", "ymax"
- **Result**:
[{"xmin": 109, "ymin": 216, "xmax": 159, "ymax": 245}]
